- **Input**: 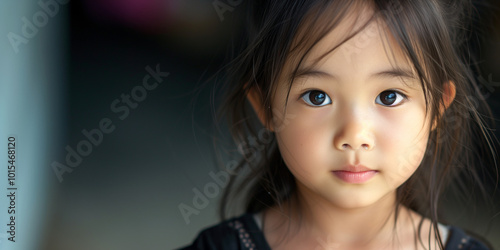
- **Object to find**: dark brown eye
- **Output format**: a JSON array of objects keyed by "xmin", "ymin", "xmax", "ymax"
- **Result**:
[
  {"xmin": 376, "ymin": 90, "xmax": 406, "ymax": 106},
  {"xmin": 302, "ymin": 90, "xmax": 332, "ymax": 106}
]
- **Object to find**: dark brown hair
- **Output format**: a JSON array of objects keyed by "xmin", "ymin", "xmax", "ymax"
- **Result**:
[{"xmin": 217, "ymin": 0, "xmax": 497, "ymax": 248}]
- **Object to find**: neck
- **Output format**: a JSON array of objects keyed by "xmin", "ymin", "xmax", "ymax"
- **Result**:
[
  {"xmin": 300, "ymin": 187, "xmax": 397, "ymax": 243},
  {"xmin": 264, "ymin": 185, "xmax": 411, "ymax": 249}
]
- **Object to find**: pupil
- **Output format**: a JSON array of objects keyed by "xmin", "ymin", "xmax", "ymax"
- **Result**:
[
  {"xmin": 310, "ymin": 91, "xmax": 325, "ymax": 105},
  {"xmin": 382, "ymin": 91, "xmax": 396, "ymax": 105}
]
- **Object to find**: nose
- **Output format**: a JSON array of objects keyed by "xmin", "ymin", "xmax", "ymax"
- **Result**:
[{"xmin": 334, "ymin": 111, "xmax": 375, "ymax": 151}]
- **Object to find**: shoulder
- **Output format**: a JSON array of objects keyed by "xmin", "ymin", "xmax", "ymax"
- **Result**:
[
  {"xmin": 179, "ymin": 213, "xmax": 269, "ymax": 250},
  {"xmin": 444, "ymin": 226, "xmax": 491, "ymax": 250},
  {"xmin": 406, "ymin": 209, "xmax": 491, "ymax": 250}
]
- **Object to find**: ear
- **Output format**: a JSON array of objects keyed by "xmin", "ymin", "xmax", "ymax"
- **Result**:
[
  {"xmin": 247, "ymin": 86, "xmax": 274, "ymax": 131},
  {"xmin": 432, "ymin": 81, "xmax": 456, "ymax": 130}
]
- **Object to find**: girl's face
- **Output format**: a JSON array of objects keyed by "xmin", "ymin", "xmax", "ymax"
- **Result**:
[{"xmin": 272, "ymin": 15, "xmax": 431, "ymax": 209}]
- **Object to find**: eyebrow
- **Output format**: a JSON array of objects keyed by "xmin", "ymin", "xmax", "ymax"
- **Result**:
[
  {"xmin": 370, "ymin": 68, "xmax": 417, "ymax": 80},
  {"xmin": 292, "ymin": 69, "xmax": 335, "ymax": 81},
  {"xmin": 292, "ymin": 67, "xmax": 417, "ymax": 81}
]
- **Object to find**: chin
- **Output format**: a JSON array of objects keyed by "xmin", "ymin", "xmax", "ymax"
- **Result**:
[
  {"xmin": 322, "ymin": 190, "xmax": 393, "ymax": 210},
  {"xmin": 330, "ymin": 197, "xmax": 379, "ymax": 209}
]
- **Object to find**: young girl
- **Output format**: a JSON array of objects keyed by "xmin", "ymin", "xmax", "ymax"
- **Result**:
[{"xmin": 183, "ymin": 0, "xmax": 497, "ymax": 249}]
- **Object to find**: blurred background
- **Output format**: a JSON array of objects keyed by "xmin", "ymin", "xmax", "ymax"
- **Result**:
[{"xmin": 0, "ymin": 0, "xmax": 499, "ymax": 249}]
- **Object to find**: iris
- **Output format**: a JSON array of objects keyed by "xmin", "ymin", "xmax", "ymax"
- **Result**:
[{"xmin": 379, "ymin": 91, "xmax": 397, "ymax": 105}]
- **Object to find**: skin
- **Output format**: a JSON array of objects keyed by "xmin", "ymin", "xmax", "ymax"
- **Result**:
[{"xmin": 248, "ymin": 5, "xmax": 456, "ymax": 250}]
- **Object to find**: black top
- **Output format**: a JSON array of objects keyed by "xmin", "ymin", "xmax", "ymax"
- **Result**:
[{"xmin": 180, "ymin": 214, "xmax": 490, "ymax": 250}]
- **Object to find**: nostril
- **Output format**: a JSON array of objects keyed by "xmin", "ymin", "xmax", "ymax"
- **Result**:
[{"xmin": 339, "ymin": 143, "xmax": 371, "ymax": 150}]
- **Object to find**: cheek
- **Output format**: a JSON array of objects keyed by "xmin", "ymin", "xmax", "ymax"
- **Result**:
[
  {"xmin": 378, "ymin": 107, "xmax": 429, "ymax": 186},
  {"xmin": 274, "ymin": 110, "xmax": 333, "ymax": 180}
]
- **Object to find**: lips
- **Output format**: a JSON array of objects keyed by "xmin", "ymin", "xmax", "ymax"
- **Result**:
[{"xmin": 332, "ymin": 165, "xmax": 378, "ymax": 184}]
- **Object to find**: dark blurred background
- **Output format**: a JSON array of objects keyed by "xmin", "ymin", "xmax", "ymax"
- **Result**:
[
  {"xmin": 0, "ymin": 0, "xmax": 499, "ymax": 249},
  {"xmin": 42, "ymin": 0, "xmax": 243, "ymax": 249}
]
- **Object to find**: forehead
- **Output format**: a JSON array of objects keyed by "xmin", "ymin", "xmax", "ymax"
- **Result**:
[{"xmin": 286, "ymin": 4, "xmax": 414, "ymax": 81}]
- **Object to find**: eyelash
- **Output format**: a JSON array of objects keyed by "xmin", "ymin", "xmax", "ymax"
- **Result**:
[
  {"xmin": 300, "ymin": 90, "xmax": 332, "ymax": 107},
  {"xmin": 375, "ymin": 90, "xmax": 408, "ymax": 107},
  {"xmin": 299, "ymin": 89, "xmax": 409, "ymax": 107}
]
